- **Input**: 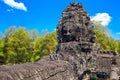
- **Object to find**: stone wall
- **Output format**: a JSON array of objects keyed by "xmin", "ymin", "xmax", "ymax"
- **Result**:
[{"xmin": 0, "ymin": 59, "xmax": 77, "ymax": 80}]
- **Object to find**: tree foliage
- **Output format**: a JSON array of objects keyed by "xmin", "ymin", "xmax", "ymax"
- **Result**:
[
  {"xmin": 6, "ymin": 27, "xmax": 32, "ymax": 63},
  {"xmin": 0, "ymin": 27, "xmax": 58, "ymax": 64},
  {"xmin": 94, "ymin": 21, "xmax": 120, "ymax": 54},
  {"xmin": 0, "ymin": 34, "xmax": 5, "ymax": 64},
  {"xmin": 34, "ymin": 31, "xmax": 57, "ymax": 59},
  {"xmin": 0, "ymin": 23, "xmax": 120, "ymax": 64}
]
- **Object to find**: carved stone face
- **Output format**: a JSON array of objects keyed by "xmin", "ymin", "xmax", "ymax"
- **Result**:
[{"xmin": 61, "ymin": 22, "xmax": 77, "ymax": 42}]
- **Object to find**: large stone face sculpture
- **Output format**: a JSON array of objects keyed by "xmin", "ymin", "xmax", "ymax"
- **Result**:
[
  {"xmin": 0, "ymin": 2, "xmax": 120, "ymax": 80},
  {"xmin": 50, "ymin": 3, "xmax": 97, "ymax": 78}
]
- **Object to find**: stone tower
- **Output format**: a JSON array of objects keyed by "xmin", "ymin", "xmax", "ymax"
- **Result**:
[
  {"xmin": 56, "ymin": 2, "xmax": 96, "ymax": 52},
  {"xmin": 50, "ymin": 2, "xmax": 97, "ymax": 79}
]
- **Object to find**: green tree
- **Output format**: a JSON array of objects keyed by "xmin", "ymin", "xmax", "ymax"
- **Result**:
[
  {"xmin": 94, "ymin": 21, "xmax": 120, "ymax": 54},
  {"xmin": 34, "ymin": 31, "xmax": 58, "ymax": 59},
  {"xmin": 94, "ymin": 28, "xmax": 108, "ymax": 50},
  {"xmin": 29, "ymin": 30, "xmax": 39, "ymax": 42},
  {"xmin": 0, "ymin": 33, "xmax": 5, "ymax": 64},
  {"xmin": 6, "ymin": 27, "xmax": 31, "ymax": 63},
  {"xmin": 2, "ymin": 26, "xmax": 16, "ymax": 64}
]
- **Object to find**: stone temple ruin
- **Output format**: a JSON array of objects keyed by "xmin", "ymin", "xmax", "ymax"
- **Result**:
[{"xmin": 0, "ymin": 2, "xmax": 120, "ymax": 80}]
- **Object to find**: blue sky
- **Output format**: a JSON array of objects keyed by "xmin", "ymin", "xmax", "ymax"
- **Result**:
[{"xmin": 0, "ymin": 0, "xmax": 120, "ymax": 40}]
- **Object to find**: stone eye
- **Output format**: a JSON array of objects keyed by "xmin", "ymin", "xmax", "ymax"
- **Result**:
[{"xmin": 69, "ymin": 30, "xmax": 72, "ymax": 33}]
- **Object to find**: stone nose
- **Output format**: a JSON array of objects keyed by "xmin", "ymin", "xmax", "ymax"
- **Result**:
[{"xmin": 66, "ymin": 31, "xmax": 70, "ymax": 35}]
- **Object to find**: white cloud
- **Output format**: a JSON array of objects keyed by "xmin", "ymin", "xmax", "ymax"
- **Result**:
[
  {"xmin": 116, "ymin": 32, "xmax": 120, "ymax": 35},
  {"xmin": 3, "ymin": 0, "xmax": 27, "ymax": 11},
  {"xmin": 91, "ymin": 13, "xmax": 111, "ymax": 26}
]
